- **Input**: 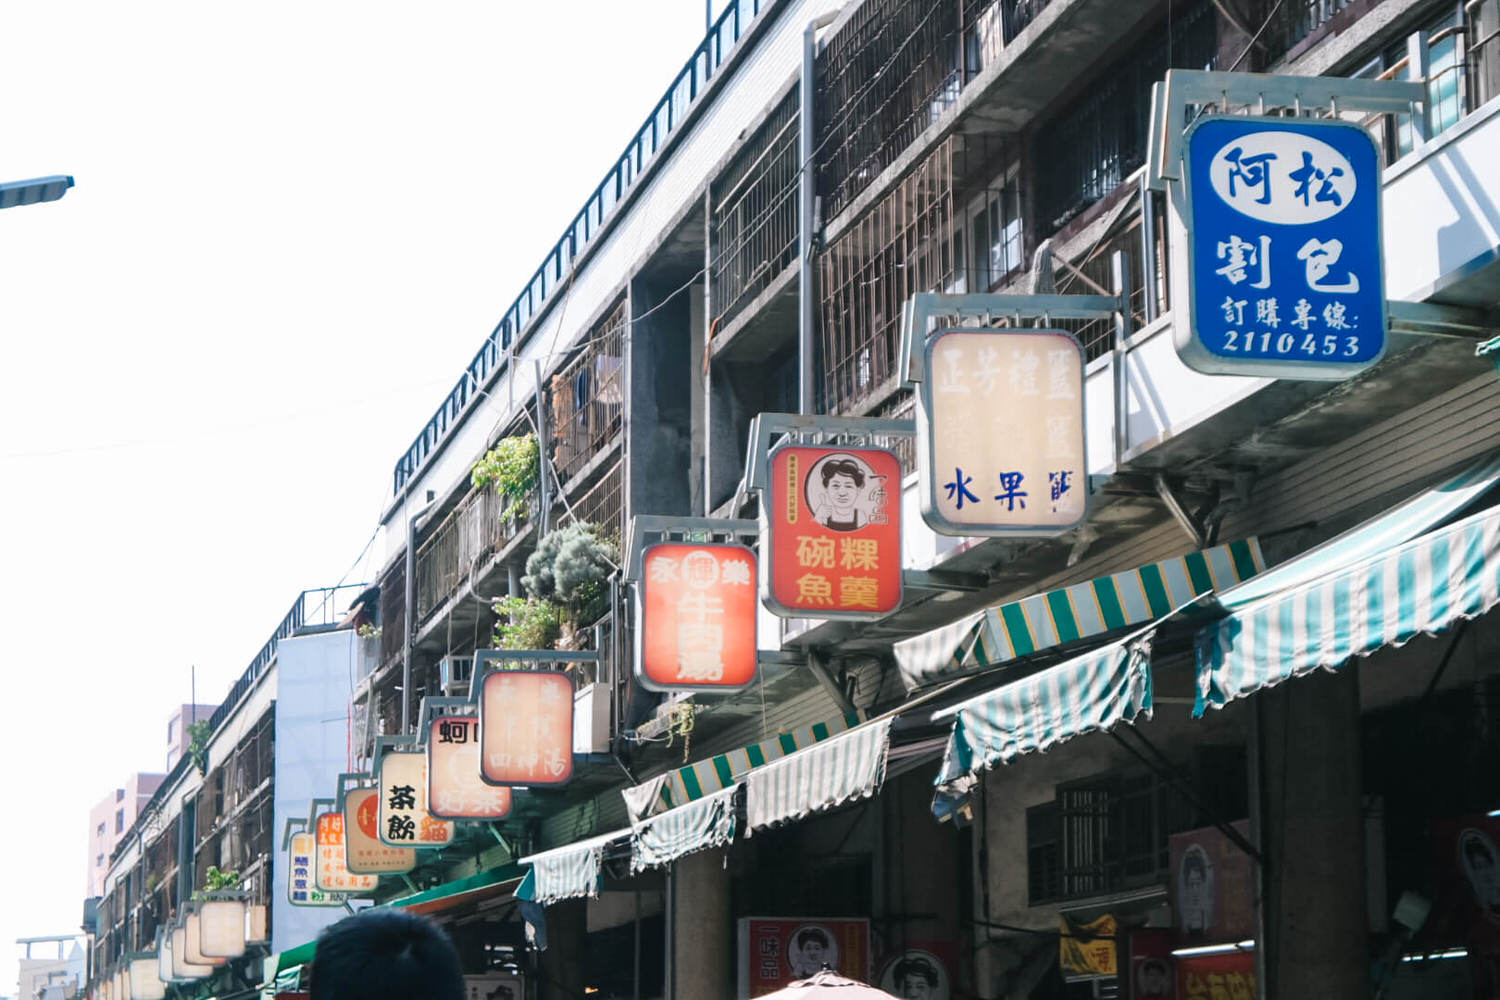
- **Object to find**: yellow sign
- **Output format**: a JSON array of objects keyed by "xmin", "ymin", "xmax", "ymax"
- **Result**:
[{"xmin": 1058, "ymin": 914, "xmax": 1117, "ymax": 977}]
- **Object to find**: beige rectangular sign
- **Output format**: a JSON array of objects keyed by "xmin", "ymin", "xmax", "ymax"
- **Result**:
[{"xmin": 378, "ymin": 751, "xmax": 455, "ymax": 847}]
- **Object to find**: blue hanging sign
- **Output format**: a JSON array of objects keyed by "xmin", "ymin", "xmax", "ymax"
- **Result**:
[{"xmin": 1177, "ymin": 115, "xmax": 1386, "ymax": 379}]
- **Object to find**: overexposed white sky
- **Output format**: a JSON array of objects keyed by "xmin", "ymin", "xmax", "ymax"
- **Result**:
[{"xmin": 0, "ymin": 1, "xmax": 716, "ymax": 988}]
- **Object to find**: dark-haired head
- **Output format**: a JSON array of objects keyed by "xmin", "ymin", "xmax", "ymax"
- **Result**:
[
  {"xmin": 820, "ymin": 460, "xmax": 865, "ymax": 490},
  {"xmin": 795, "ymin": 927, "xmax": 831, "ymax": 950},
  {"xmin": 1466, "ymin": 832, "xmax": 1497, "ymax": 868},
  {"xmin": 311, "ymin": 909, "xmax": 464, "ymax": 1000},
  {"xmin": 893, "ymin": 956, "xmax": 939, "ymax": 987}
]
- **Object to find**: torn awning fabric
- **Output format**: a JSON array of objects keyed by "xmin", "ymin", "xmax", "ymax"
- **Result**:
[
  {"xmin": 629, "ymin": 784, "xmax": 740, "ymax": 873},
  {"xmin": 932, "ymin": 634, "xmax": 1155, "ymax": 822}
]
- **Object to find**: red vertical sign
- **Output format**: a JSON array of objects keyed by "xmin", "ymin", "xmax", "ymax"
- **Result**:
[
  {"xmin": 764, "ymin": 446, "xmax": 902, "ymax": 618},
  {"xmin": 637, "ymin": 542, "xmax": 758, "ymax": 692},
  {"xmin": 478, "ymin": 670, "xmax": 574, "ymax": 786}
]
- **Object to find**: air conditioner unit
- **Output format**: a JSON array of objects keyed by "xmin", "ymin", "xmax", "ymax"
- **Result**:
[
  {"xmin": 439, "ymin": 655, "xmax": 475, "ymax": 696},
  {"xmin": 573, "ymin": 683, "xmax": 612, "ymax": 755}
]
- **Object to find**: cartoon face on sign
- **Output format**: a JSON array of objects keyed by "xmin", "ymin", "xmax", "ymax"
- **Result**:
[{"xmin": 804, "ymin": 453, "xmax": 887, "ymax": 531}]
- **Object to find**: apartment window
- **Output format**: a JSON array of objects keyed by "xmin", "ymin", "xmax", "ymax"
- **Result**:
[
  {"xmin": 168, "ymin": 718, "xmax": 176, "ymax": 744},
  {"xmin": 97, "ymin": 822, "xmax": 106, "ymax": 839},
  {"xmin": 115, "ymin": 810, "xmax": 124, "ymax": 834},
  {"xmin": 115, "ymin": 788, "xmax": 124, "ymax": 802},
  {"xmin": 1351, "ymin": 6, "xmax": 1465, "ymax": 163},
  {"xmin": 966, "ymin": 168, "xmax": 1024, "ymax": 292},
  {"xmin": 96, "ymin": 853, "xmax": 103, "ymax": 869}
]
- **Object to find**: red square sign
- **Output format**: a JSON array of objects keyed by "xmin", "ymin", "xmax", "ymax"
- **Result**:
[{"xmin": 637, "ymin": 542, "xmax": 758, "ymax": 692}]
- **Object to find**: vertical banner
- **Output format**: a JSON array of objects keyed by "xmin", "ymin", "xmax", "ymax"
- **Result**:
[
  {"xmin": 762, "ymin": 445, "xmax": 902, "ymax": 619},
  {"xmin": 286, "ymin": 831, "xmax": 345, "ymax": 906},
  {"xmin": 1179, "ymin": 116, "xmax": 1385, "ymax": 379},
  {"xmin": 636, "ymin": 542, "xmax": 758, "ymax": 692},
  {"xmin": 478, "ymin": 670, "xmax": 575, "ymax": 786},
  {"xmin": 378, "ymin": 751, "xmax": 455, "ymax": 847},
  {"xmin": 313, "ymin": 812, "xmax": 379, "ymax": 893},
  {"xmin": 342, "ymin": 788, "xmax": 415, "ymax": 874},
  {"xmin": 919, "ymin": 328, "xmax": 1087, "ymax": 536},
  {"xmin": 427, "ymin": 715, "xmax": 514, "ymax": 820},
  {"xmin": 1059, "ymin": 913, "xmax": 1118, "ymax": 979},
  {"xmin": 736, "ymin": 918, "xmax": 870, "ymax": 998}
]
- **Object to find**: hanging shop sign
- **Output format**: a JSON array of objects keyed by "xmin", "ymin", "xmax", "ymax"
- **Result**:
[
  {"xmin": 761, "ymin": 445, "xmax": 902, "ymax": 619},
  {"xmin": 736, "ymin": 917, "xmax": 870, "ymax": 998},
  {"xmin": 478, "ymin": 669, "xmax": 575, "ymax": 787},
  {"xmin": 128, "ymin": 954, "xmax": 166, "ymax": 1000},
  {"xmin": 168, "ymin": 924, "xmax": 214, "ymax": 982},
  {"xmin": 1176, "ymin": 950, "xmax": 1255, "ymax": 998},
  {"xmin": 1059, "ymin": 913, "xmax": 1118, "ymax": 979},
  {"xmin": 341, "ymin": 787, "xmax": 416, "ymax": 874},
  {"xmin": 182, "ymin": 912, "xmax": 225, "ymax": 968},
  {"xmin": 313, "ymin": 811, "xmax": 379, "ymax": 893},
  {"xmin": 196, "ymin": 897, "xmax": 247, "ymax": 960},
  {"xmin": 636, "ymin": 542, "xmax": 758, "ymax": 692},
  {"xmin": 918, "ymin": 328, "xmax": 1087, "ymax": 536},
  {"xmin": 1169, "ymin": 822, "xmax": 1254, "ymax": 945},
  {"xmin": 427, "ymin": 715, "xmax": 513, "ymax": 820},
  {"xmin": 1179, "ymin": 115, "xmax": 1385, "ymax": 379},
  {"xmin": 286, "ymin": 831, "xmax": 345, "ymax": 906},
  {"xmin": 378, "ymin": 750, "xmax": 455, "ymax": 848}
]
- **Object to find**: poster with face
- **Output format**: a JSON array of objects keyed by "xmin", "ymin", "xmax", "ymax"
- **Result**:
[
  {"xmin": 1128, "ymin": 930, "xmax": 1176, "ymax": 999},
  {"xmin": 787, "ymin": 923, "xmax": 839, "ymax": 978},
  {"xmin": 736, "ymin": 918, "xmax": 869, "ymax": 997},
  {"xmin": 1460, "ymin": 827, "xmax": 1500, "ymax": 924},
  {"xmin": 1170, "ymin": 823, "xmax": 1252, "ymax": 944},
  {"xmin": 763, "ymin": 445, "xmax": 902, "ymax": 619},
  {"xmin": 877, "ymin": 948, "xmax": 950, "ymax": 1000}
]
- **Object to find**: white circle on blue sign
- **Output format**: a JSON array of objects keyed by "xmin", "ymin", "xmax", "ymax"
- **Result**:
[{"xmin": 1208, "ymin": 130, "xmax": 1357, "ymax": 225}]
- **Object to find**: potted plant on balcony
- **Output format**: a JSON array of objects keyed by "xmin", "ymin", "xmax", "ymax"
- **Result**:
[
  {"xmin": 521, "ymin": 521, "xmax": 616, "ymax": 648},
  {"xmin": 491, "ymin": 595, "xmax": 563, "ymax": 651},
  {"xmin": 471, "ymin": 434, "xmax": 540, "ymax": 531}
]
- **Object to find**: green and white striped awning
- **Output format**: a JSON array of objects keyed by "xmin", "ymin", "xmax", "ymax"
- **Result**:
[
  {"xmin": 895, "ymin": 539, "xmax": 1264, "ymax": 690},
  {"xmin": 1195, "ymin": 500, "xmax": 1500, "ymax": 714},
  {"xmin": 622, "ymin": 712, "xmax": 863, "ymax": 822},
  {"xmin": 932, "ymin": 633, "xmax": 1155, "ymax": 822},
  {"xmin": 745, "ymin": 718, "xmax": 894, "ymax": 834},
  {"xmin": 630, "ymin": 784, "xmax": 740, "ymax": 873},
  {"xmin": 518, "ymin": 828, "xmax": 628, "ymax": 906}
]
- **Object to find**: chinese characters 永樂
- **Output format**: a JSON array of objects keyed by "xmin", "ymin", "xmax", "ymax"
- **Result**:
[{"xmin": 638, "ymin": 543, "xmax": 758, "ymax": 691}]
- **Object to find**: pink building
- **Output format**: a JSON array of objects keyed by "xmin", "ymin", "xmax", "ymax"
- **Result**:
[
  {"xmin": 85, "ymin": 774, "xmax": 162, "ymax": 898},
  {"xmin": 164, "ymin": 702, "xmax": 216, "ymax": 771}
]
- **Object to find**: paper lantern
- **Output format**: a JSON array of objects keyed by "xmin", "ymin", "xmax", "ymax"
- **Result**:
[
  {"xmin": 129, "ymin": 954, "xmax": 166, "ymax": 1000},
  {"xmin": 170, "ymin": 924, "xmax": 214, "ymax": 980},
  {"xmin": 246, "ymin": 902, "xmax": 269, "ymax": 944},
  {"xmin": 198, "ymin": 897, "xmax": 248, "ymax": 959}
]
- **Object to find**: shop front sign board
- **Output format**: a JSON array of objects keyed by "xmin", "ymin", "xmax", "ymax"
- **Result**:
[
  {"xmin": 342, "ymin": 788, "xmax": 415, "ymax": 874},
  {"xmin": 1179, "ymin": 115, "xmax": 1385, "ymax": 378},
  {"xmin": 736, "ymin": 917, "xmax": 870, "ymax": 998},
  {"xmin": 286, "ymin": 831, "xmax": 345, "ymax": 906},
  {"xmin": 918, "ymin": 328, "xmax": 1087, "ymax": 536},
  {"xmin": 762, "ymin": 445, "xmax": 902, "ymax": 619},
  {"xmin": 313, "ymin": 811, "xmax": 378, "ymax": 893},
  {"xmin": 427, "ymin": 715, "xmax": 513, "ymax": 819},
  {"xmin": 478, "ymin": 670, "xmax": 574, "ymax": 787},
  {"xmin": 378, "ymin": 751, "xmax": 454, "ymax": 847},
  {"xmin": 636, "ymin": 542, "xmax": 758, "ymax": 692}
]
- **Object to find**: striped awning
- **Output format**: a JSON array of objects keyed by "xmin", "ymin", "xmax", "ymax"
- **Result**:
[
  {"xmin": 895, "ymin": 539, "xmax": 1263, "ymax": 689},
  {"xmin": 746, "ymin": 717, "xmax": 893, "ymax": 833},
  {"xmin": 933, "ymin": 633, "xmax": 1155, "ymax": 821},
  {"xmin": 1195, "ymin": 500, "xmax": 1500, "ymax": 714},
  {"xmin": 630, "ymin": 784, "xmax": 740, "ymax": 873},
  {"xmin": 518, "ymin": 829, "xmax": 628, "ymax": 906},
  {"xmin": 622, "ymin": 712, "xmax": 863, "ymax": 822}
]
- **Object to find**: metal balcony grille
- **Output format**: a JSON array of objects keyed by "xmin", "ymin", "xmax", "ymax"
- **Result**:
[
  {"xmin": 551, "ymin": 300, "xmax": 626, "ymax": 485},
  {"xmin": 710, "ymin": 86, "xmax": 800, "ymax": 330},
  {"xmin": 562, "ymin": 456, "xmax": 624, "ymax": 542},
  {"xmin": 816, "ymin": 0, "xmax": 962, "ymax": 222},
  {"xmin": 414, "ymin": 480, "xmax": 536, "ymax": 626}
]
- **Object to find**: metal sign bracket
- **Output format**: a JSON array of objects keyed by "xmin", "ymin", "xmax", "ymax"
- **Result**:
[{"xmin": 623, "ymin": 515, "xmax": 759, "ymax": 583}]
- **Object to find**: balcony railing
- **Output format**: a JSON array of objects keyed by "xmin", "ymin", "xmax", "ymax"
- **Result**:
[
  {"xmin": 710, "ymin": 86, "xmax": 800, "ymax": 330},
  {"xmin": 393, "ymin": 0, "xmax": 780, "ymax": 496},
  {"xmin": 414, "ymin": 480, "xmax": 538, "ymax": 627},
  {"xmin": 816, "ymin": 0, "xmax": 963, "ymax": 222},
  {"xmin": 562, "ymin": 457, "xmax": 625, "ymax": 541},
  {"xmin": 550, "ymin": 302, "xmax": 625, "ymax": 485}
]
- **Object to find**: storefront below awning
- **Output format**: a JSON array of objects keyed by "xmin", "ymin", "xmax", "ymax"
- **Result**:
[
  {"xmin": 1195, "ymin": 498, "xmax": 1500, "ymax": 714},
  {"xmin": 931, "ymin": 631, "xmax": 1156, "ymax": 822},
  {"xmin": 893, "ymin": 538, "xmax": 1264, "ymax": 690}
]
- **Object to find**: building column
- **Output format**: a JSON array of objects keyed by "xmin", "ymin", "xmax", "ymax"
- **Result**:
[
  {"xmin": 668, "ymin": 848, "xmax": 731, "ymax": 1000},
  {"xmin": 538, "ymin": 898, "xmax": 586, "ymax": 1000},
  {"xmin": 1260, "ymin": 667, "xmax": 1368, "ymax": 997}
]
